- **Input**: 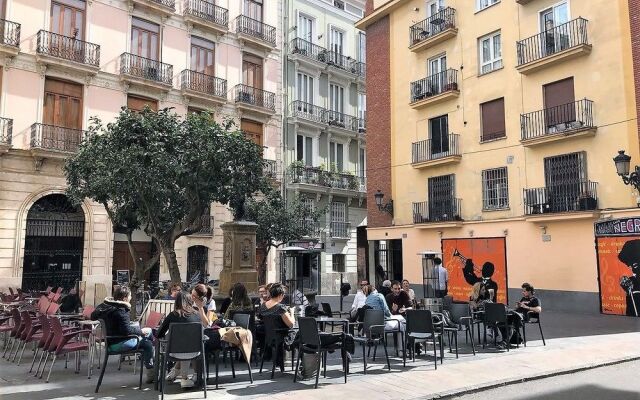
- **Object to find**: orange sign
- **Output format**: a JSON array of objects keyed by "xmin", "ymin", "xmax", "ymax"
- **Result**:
[
  {"xmin": 596, "ymin": 236, "xmax": 640, "ymax": 316},
  {"xmin": 442, "ymin": 238, "xmax": 508, "ymax": 304}
]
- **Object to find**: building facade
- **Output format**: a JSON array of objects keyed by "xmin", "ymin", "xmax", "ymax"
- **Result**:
[
  {"xmin": 358, "ymin": 0, "xmax": 640, "ymax": 313},
  {"xmin": 0, "ymin": 0, "xmax": 283, "ymax": 301},
  {"xmin": 282, "ymin": 0, "xmax": 367, "ymax": 295}
]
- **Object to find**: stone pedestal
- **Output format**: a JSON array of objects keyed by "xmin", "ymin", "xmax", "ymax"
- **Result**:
[{"xmin": 219, "ymin": 220, "xmax": 259, "ymax": 295}]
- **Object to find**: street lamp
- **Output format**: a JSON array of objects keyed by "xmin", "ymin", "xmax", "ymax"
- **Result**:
[
  {"xmin": 374, "ymin": 189, "xmax": 394, "ymax": 216},
  {"xmin": 613, "ymin": 150, "xmax": 640, "ymax": 191}
]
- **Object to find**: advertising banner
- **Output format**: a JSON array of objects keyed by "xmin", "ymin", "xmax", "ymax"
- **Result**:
[{"xmin": 442, "ymin": 238, "xmax": 508, "ymax": 304}]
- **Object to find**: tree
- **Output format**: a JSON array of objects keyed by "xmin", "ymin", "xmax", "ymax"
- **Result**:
[
  {"xmin": 65, "ymin": 108, "xmax": 267, "ymax": 286},
  {"xmin": 245, "ymin": 190, "xmax": 325, "ymax": 284}
]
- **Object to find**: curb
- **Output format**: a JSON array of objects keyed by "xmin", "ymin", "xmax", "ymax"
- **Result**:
[{"xmin": 425, "ymin": 355, "xmax": 640, "ymax": 400}]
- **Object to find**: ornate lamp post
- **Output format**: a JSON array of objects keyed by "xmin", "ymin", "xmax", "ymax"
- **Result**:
[
  {"xmin": 613, "ymin": 150, "xmax": 640, "ymax": 191},
  {"xmin": 374, "ymin": 189, "xmax": 394, "ymax": 216}
]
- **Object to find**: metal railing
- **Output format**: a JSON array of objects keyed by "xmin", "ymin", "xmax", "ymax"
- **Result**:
[
  {"xmin": 37, "ymin": 30, "xmax": 100, "ymax": 67},
  {"xmin": 520, "ymin": 99, "xmax": 594, "ymax": 141},
  {"xmin": 180, "ymin": 69, "xmax": 226, "ymax": 98},
  {"xmin": 517, "ymin": 18, "xmax": 589, "ymax": 66},
  {"xmin": 234, "ymin": 84, "xmax": 275, "ymax": 111},
  {"xmin": 289, "ymin": 100, "xmax": 326, "ymax": 123},
  {"xmin": 0, "ymin": 19, "xmax": 20, "ymax": 47},
  {"xmin": 183, "ymin": 0, "xmax": 228, "ymax": 27},
  {"xmin": 263, "ymin": 159, "xmax": 277, "ymax": 179},
  {"xmin": 412, "ymin": 134, "xmax": 460, "ymax": 164},
  {"xmin": 523, "ymin": 180, "xmax": 598, "ymax": 215},
  {"xmin": 290, "ymin": 37, "xmax": 328, "ymax": 63},
  {"xmin": 410, "ymin": 69, "xmax": 458, "ymax": 103},
  {"xmin": 0, "ymin": 117, "xmax": 13, "ymax": 146},
  {"xmin": 235, "ymin": 15, "xmax": 276, "ymax": 46},
  {"xmin": 413, "ymin": 198, "xmax": 462, "ymax": 223},
  {"xmin": 30, "ymin": 123, "xmax": 86, "ymax": 153},
  {"xmin": 143, "ymin": 0, "xmax": 175, "ymax": 9},
  {"xmin": 325, "ymin": 110, "xmax": 359, "ymax": 132},
  {"xmin": 330, "ymin": 221, "xmax": 351, "ymax": 239},
  {"xmin": 120, "ymin": 53, "xmax": 173, "ymax": 85},
  {"xmin": 410, "ymin": 7, "xmax": 456, "ymax": 47}
]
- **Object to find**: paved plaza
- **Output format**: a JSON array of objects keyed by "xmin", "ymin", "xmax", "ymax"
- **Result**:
[{"xmin": 1, "ymin": 311, "xmax": 639, "ymax": 400}]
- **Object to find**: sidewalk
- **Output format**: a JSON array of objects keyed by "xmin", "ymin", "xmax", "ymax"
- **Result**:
[{"xmin": 0, "ymin": 312, "xmax": 639, "ymax": 399}]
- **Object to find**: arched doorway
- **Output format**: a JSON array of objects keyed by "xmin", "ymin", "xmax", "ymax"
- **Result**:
[
  {"xmin": 22, "ymin": 194, "xmax": 85, "ymax": 291},
  {"xmin": 187, "ymin": 245, "xmax": 208, "ymax": 284}
]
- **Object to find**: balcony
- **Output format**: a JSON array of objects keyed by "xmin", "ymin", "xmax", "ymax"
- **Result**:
[
  {"xmin": 413, "ymin": 199, "xmax": 463, "ymax": 227},
  {"xmin": 330, "ymin": 221, "xmax": 351, "ymax": 239},
  {"xmin": 325, "ymin": 110, "xmax": 359, "ymax": 134},
  {"xmin": 183, "ymin": 0, "xmax": 228, "ymax": 34},
  {"xmin": 520, "ymin": 99, "xmax": 595, "ymax": 147},
  {"xmin": 36, "ymin": 30, "xmax": 100, "ymax": 74},
  {"xmin": 289, "ymin": 100, "xmax": 327, "ymax": 127},
  {"xmin": 180, "ymin": 69, "xmax": 226, "ymax": 105},
  {"xmin": 30, "ymin": 123, "xmax": 86, "ymax": 165},
  {"xmin": 120, "ymin": 53, "xmax": 173, "ymax": 91},
  {"xmin": 410, "ymin": 69, "xmax": 459, "ymax": 108},
  {"xmin": 233, "ymin": 84, "xmax": 276, "ymax": 115},
  {"xmin": 516, "ymin": 18, "xmax": 591, "ymax": 74},
  {"xmin": 263, "ymin": 159, "xmax": 278, "ymax": 180},
  {"xmin": 409, "ymin": 7, "xmax": 457, "ymax": 52},
  {"xmin": 288, "ymin": 165, "xmax": 365, "ymax": 195},
  {"xmin": 524, "ymin": 181, "xmax": 599, "ymax": 221},
  {"xmin": 0, "ymin": 117, "xmax": 13, "ymax": 154},
  {"xmin": 0, "ymin": 19, "xmax": 20, "ymax": 57},
  {"xmin": 235, "ymin": 15, "xmax": 276, "ymax": 50},
  {"xmin": 289, "ymin": 38, "xmax": 330, "ymax": 69},
  {"xmin": 412, "ymin": 134, "xmax": 461, "ymax": 168},
  {"xmin": 130, "ymin": 0, "xmax": 175, "ymax": 16}
]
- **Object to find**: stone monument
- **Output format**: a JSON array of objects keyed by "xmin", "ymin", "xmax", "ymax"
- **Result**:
[{"xmin": 218, "ymin": 220, "xmax": 259, "ymax": 294}]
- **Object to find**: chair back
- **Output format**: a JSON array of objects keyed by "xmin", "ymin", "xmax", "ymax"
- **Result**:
[
  {"xmin": 144, "ymin": 311, "xmax": 163, "ymax": 329},
  {"xmin": 232, "ymin": 313, "xmax": 250, "ymax": 330},
  {"xmin": 262, "ymin": 314, "xmax": 287, "ymax": 346},
  {"xmin": 166, "ymin": 322, "xmax": 203, "ymax": 355},
  {"xmin": 362, "ymin": 309, "xmax": 385, "ymax": 339},
  {"xmin": 46, "ymin": 302, "xmax": 60, "ymax": 315},
  {"xmin": 484, "ymin": 302, "xmax": 508, "ymax": 324},
  {"xmin": 297, "ymin": 317, "xmax": 321, "ymax": 348},
  {"xmin": 320, "ymin": 302, "xmax": 332, "ymax": 316},
  {"xmin": 405, "ymin": 309, "xmax": 435, "ymax": 335},
  {"xmin": 449, "ymin": 303, "xmax": 471, "ymax": 324},
  {"xmin": 82, "ymin": 305, "xmax": 95, "ymax": 319}
]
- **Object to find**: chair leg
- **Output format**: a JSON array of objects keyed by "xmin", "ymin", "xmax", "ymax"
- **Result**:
[
  {"xmin": 539, "ymin": 322, "xmax": 546, "ymax": 346},
  {"xmin": 46, "ymin": 354, "xmax": 57, "ymax": 383},
  {"xmin": 95, "ymin": 354, "xmax": 109, "ymax": 393}
]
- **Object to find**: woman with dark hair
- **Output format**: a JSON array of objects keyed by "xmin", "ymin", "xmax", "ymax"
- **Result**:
[{"xmin": 224, "ymin": 282, "xmax": 253, "ymax": 319}]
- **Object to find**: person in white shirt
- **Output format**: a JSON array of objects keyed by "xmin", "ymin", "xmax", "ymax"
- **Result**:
[
  {"xmin": 434, "ymin": 257, "xmax": 449, "ymax": 298},
  {"xmin": 350, "ymin": 280, "xmax": 369, "ymax": 320}
]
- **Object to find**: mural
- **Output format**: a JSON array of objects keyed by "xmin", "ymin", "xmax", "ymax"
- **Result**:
[{"xmin": 442, "ymin": 238, "xmax": 508, "ymax": 304}]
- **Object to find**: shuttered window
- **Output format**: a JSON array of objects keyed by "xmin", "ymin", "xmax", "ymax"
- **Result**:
[{"xmin": 480, "ymin": 98, "xmax": 505, "ymax": 142}]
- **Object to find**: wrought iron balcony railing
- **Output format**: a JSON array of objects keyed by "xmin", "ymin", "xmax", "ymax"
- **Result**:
[
  {"xmin": 183, "ymin": 0, "xmax": 228, "ymax": 27},
  {"xmin": 523, "ymin": 180, "xmax": 598, "ymax": 215},
  {"xmin": 0, "ymin": 19, "xmax": 20, "ymax": 47},
  {"xmin": 37, "ymin": 30, "xmax": 100, "ymax": 67},
  {"xmin": 290, "ymin": 100, "xmax": 326, "ymax": 123},
  {"xmin": 330, "ymin": 221, "xmax": 351, "ymax": 239},
  {"xmin": 0, "ymin": 117, "xmax": 13, "ymax": 146},
  {"xmin": 410, "ymin": 7, "xmax": 456, "ymax": 47},
  {"xmin": 412, "ymin": 134, "xmax": 460, "ymax": 164},
  {"xmin": 290, "ymin": 38, "xmax": 328, "ymax": 63},
  {"xmin": 325, "ymin": 110, "xmax": 359, "ymax": 132},
  {"xmin": 517, "ymin": 18, "xmax": 589, "ymax": 66},
  {"xmin": 410, "ymin": 69, "xmax": 458, "ymax": 103},
  {"xmin": 30, "ymin": 123, "xmax": 86, "ymax": 153},
  {"xmin": 180, "ymin": 69, "xmax": 226, "ymax": 98},
  {"xmin": 263, "ymin": 159, "xmax": 277, "ymax": 179},
  {"xmin": 120, "ymin": 53, "xmax": 173, "ymax": 85},
  {"xmin": 235, "ymin": 15, "xmax": 276, "ymax": 46},
  {"xmin": 520, "ymin": 99, "xmax": 594, "ymax": 141},
  {"xmin": 413, "ymin": 198, "xmax": 462, "ymax": 223},
  {"xmin": 234, "ymin": 84, "xmax": 275, "ymax": 111}
]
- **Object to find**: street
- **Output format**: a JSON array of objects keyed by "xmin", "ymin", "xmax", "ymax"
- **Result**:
[{"xmin": 454, "ymin": 360, "xmax": 640, "ymax": 400}]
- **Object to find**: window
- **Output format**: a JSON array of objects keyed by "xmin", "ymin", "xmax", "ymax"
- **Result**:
[
  {"xmin": 298, "ymin": 13, "xmax": 314, "ymax": 43},
  {"xmin": 329, "ymin": 141, "xmax": 344, "ymax": 172},
  {"xmin": 243, "ymin": 0, "xmax": 262, "ymax": 21},
  {"xmin": 296, "ymin": 72, "xmax": 313, "ymax": 104},
  {"xmin": 482, "ymin": 167, "xmax": 508, "ymax": 210},
  {"xmin": 429, "ymin": 115, "xmax": 449, "ymax": 156},
  {"xmin": 477, "ymin": 0, "xmax": 499, "ymax": 11},
  {"xmin": 191, "ymin": 36, "xmax": 214, "ymax": 75},
  {"xmin": 332, "ymin": 254, "xmax": 346, "ymax": 272},
  {"xmin": 296, "ymin": 134, "xmax": 313, "ymax": 166},
  {"xmin": 51, "ymin": 0, "xmax": 85, "ymax": 39},
  {"xmin": 480, "ymin": 98, "xmax": 505, "ymax": 141},
  {"xmin": 131, "ymin": 18, "xmax": 159, "ymax": 60},
  {"xmin": 241, "ymin": 119, "xmax": 263, "ymax": 147},
  {"xmin": 329, "ymin": 83, "xmax": 344, "ymax": 113},
  {"xmin": 333, "ymin": 0, "xmax": 345, "ymax": 10},
  {"xmin": 479, "ymin": 31, "xmax": 502, "ymax": 74},
  {"xmin": 127, "ymin": 95, "xmax": 157, "ymax": 112},
  {"xmin": 44, "ymin": 78, "xmax": 83, "ymax": 129},
  {"xmin": 242, "ymin": 53, "xmax": 263, "ymax": 89}
]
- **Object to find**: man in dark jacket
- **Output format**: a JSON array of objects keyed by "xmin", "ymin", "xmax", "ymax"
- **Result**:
[{"xmin": 91, "ymin": 286, "xmax": 155, "ymax": 382}]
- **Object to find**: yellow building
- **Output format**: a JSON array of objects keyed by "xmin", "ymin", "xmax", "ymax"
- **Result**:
[{"xmin": 357, "ymin": 0, "xmax": 640, "ymax": 314}]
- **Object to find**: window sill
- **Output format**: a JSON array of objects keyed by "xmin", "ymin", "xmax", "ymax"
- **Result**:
[
  {"xmin": 480, "ymin": 136, "xmax": 507, "ymax": 144},
  {"xmin": 482, "ymin": 207, "xmax": 510, "ymax": 212},
  {"xmin": 478, "ymin": 65, "xmax": 504, "ymax": 77},
  {"xmin": 475, "ymin": 1, "xmax": 501, "ymax": 14}
]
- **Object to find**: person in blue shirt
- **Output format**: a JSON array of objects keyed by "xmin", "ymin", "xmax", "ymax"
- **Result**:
[{"xmin": 364, "ymin": 285, "xmax": 391, "ymax": 318}]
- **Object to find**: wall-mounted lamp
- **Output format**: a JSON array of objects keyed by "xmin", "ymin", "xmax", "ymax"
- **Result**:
[{"xmin": 374, "ymin": 190, "xmax": 394, "ymax": 216}]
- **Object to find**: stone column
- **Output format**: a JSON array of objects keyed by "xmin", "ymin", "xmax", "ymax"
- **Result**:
[{"xmin": 218, "ymin": 221, "xmax": 259, "ymax": 294}]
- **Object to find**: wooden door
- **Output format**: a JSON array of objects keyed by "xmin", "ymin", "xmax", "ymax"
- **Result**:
[
  {"xmin": 543, "ymin": 77, "xmax": 575, "ymax": 127},
  {"xmin": 131, "ymin": 18, "xmax": 159, "ymax": 60},
  {"xmin": 191, "ymin": 37, "xmax": 215, "ymax": 75},
  {"xmin": 43, "ymin": 79, "xmax": 83, "ymax": 129},
  {"xmin": 127, "ymin": 95, "xmax": 158, "ymax": 112},
  {"xmin": 241, "ymin": 119, "xmax": 263, "ymax": 147},
  {"xmin": 242, "ymin": 54, "xmax": 263, "ymax": 89}
]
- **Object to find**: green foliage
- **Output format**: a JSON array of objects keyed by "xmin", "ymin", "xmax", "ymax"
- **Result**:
[{"xmin": 65, "ymin": 107, "xmax": 268, "ymax": 282}]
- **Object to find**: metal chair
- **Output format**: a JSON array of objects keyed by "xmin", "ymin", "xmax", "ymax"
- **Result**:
[
  {"xmin": 294, "ymin": 317, "xmax": 347, "ymax": 388},
  {"xmin": 160, "ymin": 322, "xmax": 206, "ymax": 400},
  {"xmin": 352, "ymin": 309, "xmax": 391, "ymax": 373},
  {"xmin": 404, "ymin": 310, "xmax": 443, "ymax": 369}
]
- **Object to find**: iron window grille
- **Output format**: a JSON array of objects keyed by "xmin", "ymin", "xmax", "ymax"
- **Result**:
[{"xmin": 482, "ymin": 167, "xmax": 509, "ymax": 210}]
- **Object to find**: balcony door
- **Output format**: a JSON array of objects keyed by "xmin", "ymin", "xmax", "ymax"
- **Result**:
[
  {"xmin": 540, "ymin": 2, "xmax": 569, "ymax": 55},
  {"xmin": 429, "ymin": 115, "xmax": 449, "ymax": 157},
  {"xmin": 51, "ymin": 0, "xmax": 85, "ymax": 39},
  {"xmin": 131, "ymin": 18, "xmax": 159, "ymax": 61},
  {"xmin": 428, "ymin": 174, "xmax": 455, "ymax": 220},
  {"xmin": 544, "ymin": 152, "xmax": 586, "ymax": 212},
  {"xmin": 44, "ymin": 78, "xmax": 82, "ymax": 129},
  {"xmin": 242, "ymin": 53, "xmax": 263, "ymax": 89},
  {"xmin": 543, "ymin": 77, "xmax": 575, "ymax": 129},
  {"xmin": 428, "ymin": 54, "xmax": 446, "ymax": 93},
  {"xmin": 190, "ymin": 36, "xmax": 214, "ymax": 76}
]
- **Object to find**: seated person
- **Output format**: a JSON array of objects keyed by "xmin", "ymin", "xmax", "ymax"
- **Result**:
[
  {"xmin": 224, "ymin": 282, "xmax": 254, "ymax": 320},
  {"xmin": 164, "ymin": 283, "xmax": 181, "ymax": 300},
  {"xmin": 386, "ymin": 281, "xmax": 412, "ymax": 316},
  {"xmin": 91, "ymin": 286, "xmax": 155, "ymax": 383}
]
